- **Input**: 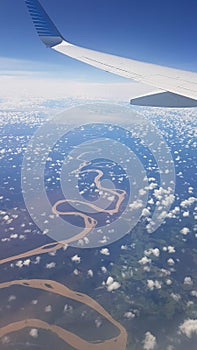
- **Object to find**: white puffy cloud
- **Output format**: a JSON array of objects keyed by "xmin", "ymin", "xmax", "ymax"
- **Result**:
[
  {"xmin": 182, "ymin": 211, "xmax": 189, "ymax": 217},
  {"xmin": 167, "ymin": 246, "xmax": 175, "ymax": 253},
  {"xmin": 154, "ymin": 280, "xmax": 161, "ymax": 289},
  {"xmin": 170, "ymin": 293, "xmax": 181, "ymax": 302},
  {"xmin": 107, "ymin": 281, "xmax": 121, "ymax": 292},
  {"xmin": 106, "ymin": 276, "xmax": 114, "ymax": 286},
  {"xmin": 121, "ymin": 245, "xmax": 128, "ymax": 250},
  {"xmin": 34, "ymin": 256, "xmax": 41, "ymax": 264},
  {"xmin": 129, "ymin": 199, "xmax": 143, "ymax": 211},
  {"xmin": 15, "ymin": 260, "xmax": 23, "ymax": 268},
  {"xmin": 141, "ymin": 208, "xmax": 151, "ymax": 217},
  {"xmin": 45, "ymin": 305, "xmax": 52, "ymax": 312},
  {"xmin": 180, "ymin": 197, "xmax": 196, "ymax": 208},
  {"xmin": 180, "ymin": 227, "xmax": 190, "ymax": 235},
  {"xmin": 152, "ymin": 248, "xmax": 160, "ymax": 257},
  {"xmin": 147, "ymin": 279, "xmax": 161, "ymax": 291},
  {"xmin": 71, "ymin": 254, "xmax": 81, "ymax": 263},
  {"xmin": 144, "ymin": 248, "xmax": 160, "ymax": 257},
  {"xmin": 147, "ymin": 280, "xmax": 155, "ymax": 291},
  {"xmin": 3, "ymin": 215, "xmax": 9, "ymax": 221},
  {"xmin": 101, "ymin": 266, "xmax": 107, "ymax": 273},
  {"xmin": 179, "ymin": 319, "xmax": 197, "ymax": 338},
  {"xmin": 23, "ymin": 259, "xmax": 31, "ymax": 267},
  {"xmin": 105, "ymin": 276, "xmax": 121, "ymax": 292},
  {"xmin": 46, "ymin": 262, "xmax": 56, "ymax": 269},
  {"xmin": 64, "ymin": 304, "xmax": 73, "ymax": 313},
  {"xmin": 124, "ymin": 311, "xmax": 135, "ymax": 319},
  {"xmin": 87, "ymin": 269, "xmax": 93, "ymax": 277},
  {"xmin": 143, "ymin": 331, "xmax": 157, "ymax": 350},
  {"xmin": 10, "ymin": 233, "xmax": 18, "ymax": 239},
  {"xmin": 139, "ymin": 256, "xmax": 151, "ymax": 265},
  {"xmin": 167, "ymin": 258, "xmax": 175, "ymax": 266},
  {"xmin": 8, "ymin": 295, "xmax": 16, "ymax": 302},
  {"xmin": 29, "ymin": 329, "xmax": 38, "ymax": 338},
  {"xmin": 184, "ymin": 276, "xmax": 193, "ymax": 286},
  {"xmin": 100, "ymin": 248, "xmax": 110, "ymax": 256},
  {"xmin": 166, "ymin": 279, "xmax": 172, "ymax": 285}
]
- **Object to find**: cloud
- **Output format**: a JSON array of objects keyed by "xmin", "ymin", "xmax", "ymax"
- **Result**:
[
  {"xmin": 139, "ymin": 256, "xmax": 151, "ymax": 265},
  {"xmin": 0, "ymin": 56, "xmax": 67, "ymax": 76},
  {"xmin": 170, "ymin": 293, "xmax": 181, "ymax": 302},
  {"xmin": 15, "ymin": 260, "xmax": 24, "ymax": 268},
  {"xmin": 8, "ymin": 295, "xmax": 16, "ymax": 302},
  {"xmin": 143, "ymin": 331, "xmax": 157, "ymax": 350},
  {"xmin": 180, "ymin": 197, "xmax": 196, "ymax": 208},
  {"xmin": 46, "ymin": 262, "xmax": 56, "ymax": 269},
  {"xmin": 106, "ymin": 277, "xmax": 114, "ymax": 286},
  {"xmin": 167, "ymin": 258, "xmax": 175, "ymax": 266},
  {"xmin": 87, "ymin": 269, "xmax": 93, "ymax": 277},
  {"xmin": 45, "ymin": 305, "xmax": 52, "ymax": 312},
  {"xmin": 105, "ymin": 276, "xmax": 121, "ymax": 291},
  {"xmin": 191, "ymin": 290, "xmax": 197, "ymax": 297},
  {"xmin": 95, "ymin": 318, "xmax": 102, "ymax": 328},
  {"xmin": 100, "ymin": 248, "xmax": 110, "ymax": 256},
  {"xmin": 29, "ymin": 328, "xmax": 39, "ymax": 338},
  {"xmin": 0, "ymin": 76, "xmax": 153, "ymax": 102},
  {"xmin": 107, "ymin": 281, "xmax": 120, "ymax": 292},
  {"xmin": 0, "ymin": 56, "xmax": 156, "ymax": 100},
  {"xmin": 23, "ymin": 259, "xmax": 31, "ymax": 267},
  {"xmin": 101, "ymin": 266, "xmax": 107, "ymax": 273},
  {"xmin": 179, "ymin": 319, "xmax": 197, "ymax": 338},
  {"xmin": 183, "ymin": 276, "xmax": 193, "ymax": 286},
  {"xmin": 167, "ymin": 246, "xmax": 175, "ymax": 253},
  {"xmin": 180, "ymin": 227, "xmax": 190, "ymax": 235},
  {"xmin": 144, "ymin": 248, "xmax": 160, "ymax": 257},
  {"xmin": 147, "ymin": 279, "xmax": 161, "ymax": 291},
  {"xmin": 124, "ymin": 311, "xmax": 135, "ymax": 319},
  {"xmin": 147, "ymin": 280, "xmax": 155, "ymax": 291},
  {"xmin": 71, "ymin": 254, "xmax": 81, "ymax": 263},
  {"xmin": 165, "ymin": 279, "xmax": 172, "ymax": 285}
]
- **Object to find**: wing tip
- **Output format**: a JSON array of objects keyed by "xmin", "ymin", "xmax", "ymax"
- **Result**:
[{"xmin": 25, "ymin": 0, "xmax": 64, "ymax": 47}]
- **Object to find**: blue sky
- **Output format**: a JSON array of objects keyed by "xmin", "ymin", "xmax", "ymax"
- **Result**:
[{"xmin": 0, "ymin": 0, "xmax": 196, "ymax": 82}]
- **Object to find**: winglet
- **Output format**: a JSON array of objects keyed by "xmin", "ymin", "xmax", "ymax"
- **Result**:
[{"xmin": 24, "ymin": 0, "xmax": 64, "ymax": 47}]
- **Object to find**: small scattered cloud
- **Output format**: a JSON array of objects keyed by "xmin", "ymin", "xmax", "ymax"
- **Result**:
[
  {"xmin": 100, "ymin": 248, "xmax": 110, "ymax": 256},
  {"xmin": 143, "ymin": 331, "xmax": 157, "ymax": 350},
  {"xmin": 105, "ymin": 276, "xmax": 121, "ymax": 292},
  {"xmin": 44, "ymin": 305, "xmax": 52, "ymax": 312},
  {"xmin": 29, "ymin": 328, "xmax": 39, "ymax": 338},
  {"xmin": 180, "ymin": 227, "xmax": 190, "ymax": 235},
  {"xmin": 71, "ymin": 254, "xmax": 81, "ymax": 263},
  {"xmin": 179, "ymin": 319, "xmax": 197, "ymax": 338},
  {"xmin": 46, "ymin": 262, "xmax": 56, "ymax": 269},
  {"xmin": 183, "ymin": 276, "xmax": 193, "ymax": 286}
]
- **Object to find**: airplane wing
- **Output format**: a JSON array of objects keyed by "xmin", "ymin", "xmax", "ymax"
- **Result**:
[{"xmin": 24, "ymin": 0, "xmax": 197, "ymax": 107}]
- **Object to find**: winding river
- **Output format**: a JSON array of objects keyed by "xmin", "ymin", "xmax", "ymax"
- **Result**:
[{"xmin": 0, "ymin": 168, "xmax": 128, "ymax": 349}]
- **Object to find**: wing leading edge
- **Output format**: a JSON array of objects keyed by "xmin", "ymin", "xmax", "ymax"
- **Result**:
[{"xmin": 25, "ymin": 0, "xmax": 197, "ymax": 107}]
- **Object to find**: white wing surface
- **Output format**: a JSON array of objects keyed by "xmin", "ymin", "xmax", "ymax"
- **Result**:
[{"xmin": 25, "ymin": 0, "xmax": 197, "ymax": 107}]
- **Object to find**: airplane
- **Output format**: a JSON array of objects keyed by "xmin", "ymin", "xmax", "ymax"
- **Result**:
[{"xmin": 24, "ymin": 0, "xmax": 197, "ymax": 108}]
